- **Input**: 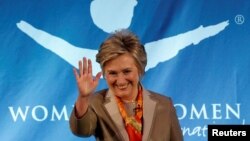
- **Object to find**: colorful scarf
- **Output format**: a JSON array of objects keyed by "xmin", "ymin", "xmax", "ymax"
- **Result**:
[{"xmin": 115, "ymin": 86, "xmax": 143, "ymax": 141}]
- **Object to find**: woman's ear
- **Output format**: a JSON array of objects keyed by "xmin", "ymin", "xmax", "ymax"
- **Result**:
[
  {"xmin": 139, "ymin": 73, "xmax": 143, "ymax": 81},
  {"xmin": 102, "ymin": 71, "xmax": 106, "ymax": 79}
]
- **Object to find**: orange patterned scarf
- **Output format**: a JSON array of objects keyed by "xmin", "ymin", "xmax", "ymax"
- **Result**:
[{"xmin": 115, "ymin": 86, "xmax": 143, "ymax": 141}]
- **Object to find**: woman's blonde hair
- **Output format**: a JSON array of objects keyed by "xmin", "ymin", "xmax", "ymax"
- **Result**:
[{"xmin": 96, "ymin": 29, "xmax": 147, "ymax": 76}]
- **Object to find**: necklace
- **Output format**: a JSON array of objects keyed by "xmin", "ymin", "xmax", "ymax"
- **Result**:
[
  {"xmin": 115, "ymin": 86, "xmax": 143, "ymax": 132},
  {"xmin": 123, "ymin": 101, "xmax": 137, "ymax": 116}
]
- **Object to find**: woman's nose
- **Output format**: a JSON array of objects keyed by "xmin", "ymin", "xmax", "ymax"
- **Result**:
[{"xmin": 116, "ymin": 73, "xmax": 126, "ymax": 84}]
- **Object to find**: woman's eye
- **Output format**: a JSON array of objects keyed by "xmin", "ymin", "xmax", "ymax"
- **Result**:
[
  {"xmin": 123, "ymin": 70, "xmax": 131, "ymax": 74},
  {"xmin": 109, "ymin": 72, "xmax": 117, "ymax": 76}
]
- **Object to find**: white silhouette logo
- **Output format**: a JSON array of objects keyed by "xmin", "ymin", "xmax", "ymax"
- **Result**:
[{"xmin": 16, "ymin": 0, "xmax": 229, "ymax": 75}]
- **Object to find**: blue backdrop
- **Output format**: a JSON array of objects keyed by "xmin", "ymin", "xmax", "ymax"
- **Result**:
[{"xmin": 1, "ymin": 0, "xmax": 250, "ymax": 141}]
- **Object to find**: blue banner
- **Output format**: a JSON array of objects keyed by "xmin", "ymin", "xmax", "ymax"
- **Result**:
[{"xmin": 1, "ymin": 0, "xmax": 250, "ymax": 141}]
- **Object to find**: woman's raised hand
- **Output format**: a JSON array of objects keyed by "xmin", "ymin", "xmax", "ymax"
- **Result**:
[{"xmin": 73, "ymin": 57, "xmax": 102, "ymax": 98}]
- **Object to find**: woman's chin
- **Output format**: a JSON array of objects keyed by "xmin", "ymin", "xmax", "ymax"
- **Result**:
[{"xmin": 115, "ymin": 90, "xmax": 129, "ymax": 97}]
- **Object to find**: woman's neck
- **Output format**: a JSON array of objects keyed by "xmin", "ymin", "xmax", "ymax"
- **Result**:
[{"xmin": 121, "ymin": 86, "xmax": 140, "ymax": 103}]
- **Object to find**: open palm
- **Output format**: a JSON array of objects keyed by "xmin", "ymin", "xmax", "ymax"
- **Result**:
[{"xmin": 73, "ymin": 57, "xmax": 102, "ymax": 97}]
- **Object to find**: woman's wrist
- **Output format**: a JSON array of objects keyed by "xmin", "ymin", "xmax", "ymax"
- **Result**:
[{"xmin": 75, "ymin": 96, "xmax": 89, "ymax": 118}]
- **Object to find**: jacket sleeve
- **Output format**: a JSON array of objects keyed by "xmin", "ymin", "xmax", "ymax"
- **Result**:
[
  {"xmin": 69, "ymin": 106, "xmax": 97, "ymax": 137},
  {"xmin": 169, "ymin": 99, "xmax": 183, "ymax": 141}
]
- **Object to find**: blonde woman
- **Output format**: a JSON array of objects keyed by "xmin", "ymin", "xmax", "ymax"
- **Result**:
[{"xmin": 70, "ymin": 29, "xmax": 183, "ymax": 141}]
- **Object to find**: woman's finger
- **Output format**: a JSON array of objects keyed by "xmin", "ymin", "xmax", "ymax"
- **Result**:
[
  {"xmin": 73, "ymin": 68, "xmax": 79, "ymax": 81},
  {"xmin": 79, "ymin": 60, "xmax": 83, "ymax": 76},
  {"xmin": 83, "ymin": 57, "xmax": 87, "ymax": 75},
  {"xmin": 88, "ymin": 59, "xmax": 92, "ymax": 76},
  {"xmin": 94, "ymin": 72, "xmax": 102, "ymax": 87}
]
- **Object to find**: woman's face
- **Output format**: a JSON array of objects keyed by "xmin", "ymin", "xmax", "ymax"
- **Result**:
[{"xmin": 104, "ymin": 53, "xmax": 140, "ymax": 101}]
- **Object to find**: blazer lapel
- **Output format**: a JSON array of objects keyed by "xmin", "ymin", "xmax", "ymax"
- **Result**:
[
  {"xmin": 102, "ymin": 88, "xmax": 157, "ymax": 141},
  {"xmin": 103, "ymin": 90, "xmax": 129, "ymax": 141},
  {"xmin": 142, "ymin": 89, "xmax": 157, "ymax": 141}
]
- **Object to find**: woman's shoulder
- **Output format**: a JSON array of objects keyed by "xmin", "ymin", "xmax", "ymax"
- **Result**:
[
  {"xmin": 146, "ymin": 90, "xmax": 176, "ymax": 111},
  {"xmin": 146, "ymin": 90, "xmax": 172, "ymax": 103},
  {"xmin": 85, "ymin": 89, "xmax": 109, "ymax": 110},
  {"xmin": 93, "ymin": 89, "xmax": 108, "ymax": 99}
]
